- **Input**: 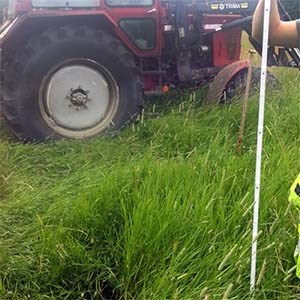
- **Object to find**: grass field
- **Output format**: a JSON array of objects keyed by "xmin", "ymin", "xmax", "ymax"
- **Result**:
[{"xmin": 0, "ymin": 67, "xmax": 300, "ymax": 299}]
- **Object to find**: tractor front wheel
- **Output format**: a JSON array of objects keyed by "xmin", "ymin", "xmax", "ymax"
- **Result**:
[
  {"xmin": 2, "ymin": 26, "xmax": 143, "ymax": 141},
  {"xmin": 220, "ymin": 67, "xmax": 279, "ymax": 104}
]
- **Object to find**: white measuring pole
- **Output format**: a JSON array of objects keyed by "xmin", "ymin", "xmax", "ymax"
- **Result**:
[{"xmin": 250, "ymin": 0, "xmax": 271, "ymax": 293}]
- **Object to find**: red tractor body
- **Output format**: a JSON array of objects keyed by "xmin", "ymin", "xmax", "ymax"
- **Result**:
[
  {"xmin": 1, "ymin": 0, "xmax": 244, "ymax": 93},
  {"xmin": 0, "ymin": 0, "xmax": 298, "ymax": 141}
]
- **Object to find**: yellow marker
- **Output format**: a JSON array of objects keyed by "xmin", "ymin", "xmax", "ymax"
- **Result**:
[
  {"xmin": 291, "ymin": 174, "xmax": 300, "ymax": 279},
  {"xmin": 289, "ymin": 173, "xmax": 300, "ymax": 208}
]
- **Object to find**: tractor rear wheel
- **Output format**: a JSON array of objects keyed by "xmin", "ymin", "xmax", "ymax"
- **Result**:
[{"xmin": 2, "ymin": 26, "xmax": 143, "ymax": 141}]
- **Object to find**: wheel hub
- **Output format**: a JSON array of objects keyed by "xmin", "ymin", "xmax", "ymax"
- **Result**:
[{"xmin": 67, "ymin": 87, "xmax": 90, "ymax": 108}]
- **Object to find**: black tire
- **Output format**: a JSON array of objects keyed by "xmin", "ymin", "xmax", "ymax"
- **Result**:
[
  {"xmin": 220, "ymin": 67, "xmax": 279, "ymax": 104},
  {"xmin": 2, "ymin": 25, "xmax": 143, "ymax": 141}
]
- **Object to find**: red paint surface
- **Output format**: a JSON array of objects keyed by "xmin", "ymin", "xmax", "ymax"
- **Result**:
[
  {"xmin": 143, "ymin": 74, "xmax": 158, "ymax": 91},
  {"xmin": 213, "ymin": 28, "xmax": 242, "ymax": 66},
  {"xmin": 14, "ymin": 0, "xmax": 165, "ymax": 57},
  {"xmin": 3, "ymin": 2, "xmax": 247, "ymax": 93},
  {"xmin": 202, "ymin": 14, "xmax": 242, "ymax": 67}
]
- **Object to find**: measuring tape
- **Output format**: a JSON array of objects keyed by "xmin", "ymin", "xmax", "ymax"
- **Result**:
[{"xmin": 250, "ymin": 0, "xmax": 271, "ymax": 294}]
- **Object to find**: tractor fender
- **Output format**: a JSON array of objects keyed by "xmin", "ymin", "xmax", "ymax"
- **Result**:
[
  {"xmin": 206, "ymin": 60, "xmax": 250, "ymax": 105},
  {"xmin": 0, "ymin": 12, "xmax": 141, "ymax": 56},
  {"xmin": 0, "ymin": 10, "xmax": 160, "ymax": 57}
]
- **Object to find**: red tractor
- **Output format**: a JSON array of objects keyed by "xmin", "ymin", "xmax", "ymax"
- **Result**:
[{"xmin": 0, "ymin": 0, "xmax": 299, "ymax": 141}]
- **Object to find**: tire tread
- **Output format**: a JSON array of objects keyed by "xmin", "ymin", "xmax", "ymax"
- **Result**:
[{"xmin": 2, "ymin": 25, "xmax": 143, "ymax": 141}]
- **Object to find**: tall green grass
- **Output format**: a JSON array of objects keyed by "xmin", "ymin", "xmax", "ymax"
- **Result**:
[{"xmin": 0, "ymin": 68, "xmax": 300, "ymax": 299}]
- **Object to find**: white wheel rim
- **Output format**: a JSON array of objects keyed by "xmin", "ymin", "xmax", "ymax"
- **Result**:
[{"xmin": 39, "ymin": 59, "xmax": 119, "ymax": 139}]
